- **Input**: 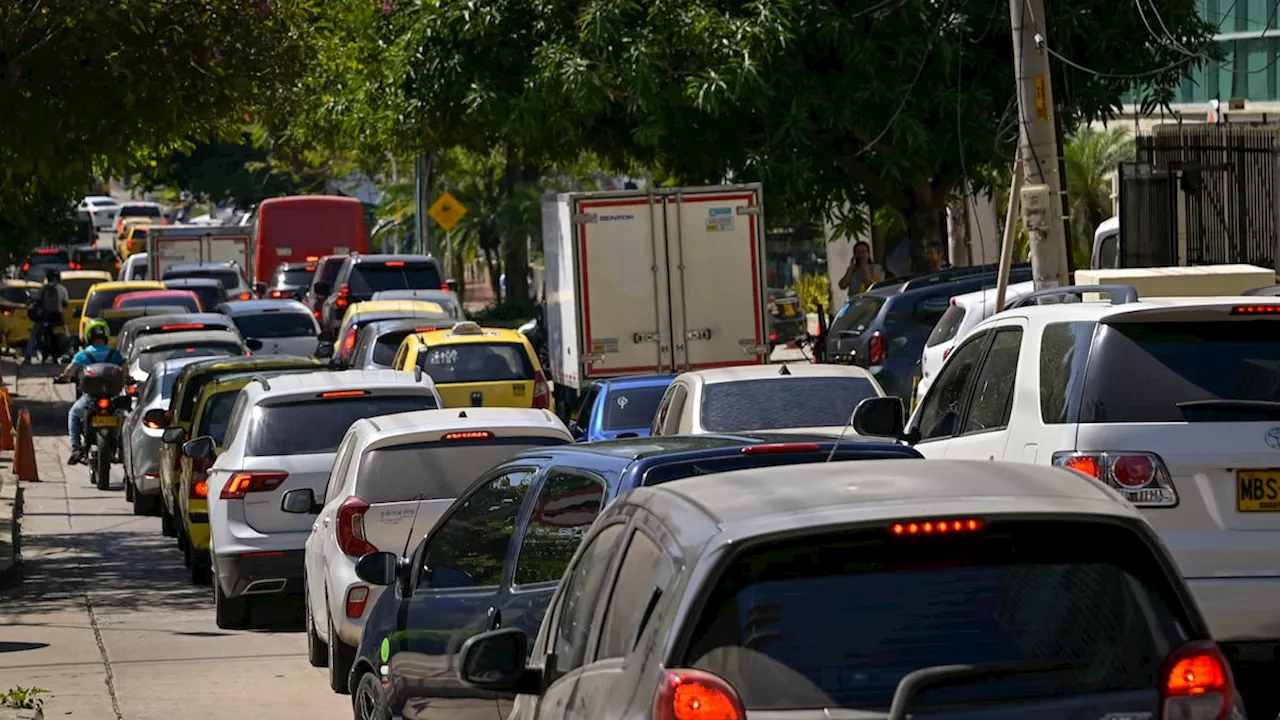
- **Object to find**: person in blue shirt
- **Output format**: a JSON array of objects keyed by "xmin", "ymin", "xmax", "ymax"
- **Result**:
[{"xmin": 59, "ymin": 319, "xmax": 126, "ymax": 465}]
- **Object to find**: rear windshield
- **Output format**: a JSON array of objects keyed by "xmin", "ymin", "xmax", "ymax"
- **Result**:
[
  {"xmin": 316, "ymin": 258, "xmax": 343, "ymax": 286},
  {"xmin": 232, "ymin": 312, "xmax": 317, "ymax": 339},
  {"xmin": 138, "ymin": 344, "xmax": 240, "ymax": 374},
  {"xmin": 416, "ymin": 342, "xmax": 534, "ymax": 383},
  {"xmin": 701, "ymin": 377, "xmax": 880, "ymax": 432},
  {"xmin": 682, "ymin": 520, "xmax": 1191, "ymax": 713},
  {"xmin": 371, "ymin": 330, "xmax": 416, "ymax": 367},
  {"xmin": 925, "ymin": 305, "xmax": 966, "ymax": 348},
  {"xmin": 118, "ymin": 294, "xmax": 201, "ymax": 313},
  {"xmin": 104, "ymin": 307, "xmax": 186, "ymax": 335},
  {"xmin": 178, "ymin": 286, "xmax": 226, "ymax": 311},
  {"xmin": 85, "ymin": 289, "xmax": 137, "ymax": 318},
  {"xmin": 28, "ymin": 251, "xmax": 70, "ymax": 265},
  {"xmin": 829, "ymin": 295, "xmax": 885, "ymax": 336},
  {"xmin": 127, "ymin": 262, "xmax": 148, "ymax": 280},
  {"xmin": 74, "ymin": 248, "xmax": 117, "ymax": 263},
  {"xmin": 163, "ymin": 269, "xmax": 240, "ymax": 291},
  {"xmin": 602, "ymin": 386, "xmax": 669, "ymax": 430},
  {"xmin": 120, "ymin": 205, "xmax": 161, "ymax": 219},
  {"xmin": 641, "ymin": 448, "xmax": 912, "ymax": 486},
  {"xmin": 277, "ymin": 268, "xmax": 315, "ymax": 287},
  {"xmin": 196, "ymin": 390, "xmax": 239, "ymax": 445},
  {"xmin": 63, "ymin": 278, "xmax": 101, "ymax": 301},
  {"xmin": 247, "ymin": 394, "xmax": 437, "ymax": 456},
  {"xmin": 350, "ymin": 263, "xmax": 442, "ymax": 295},
  {"xmin": 356, "ymin": 436, "xmax": 569, "ymax": 504},
  {"xmin": 1075, "ymin": 319, "xmax": 1280, "ymax": 423}
]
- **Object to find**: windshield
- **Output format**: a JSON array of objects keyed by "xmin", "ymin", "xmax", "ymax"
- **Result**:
[
  {"xmin": 349, "ymin": 263, "xmax": 443, "ymax": 295},
  {"xmin": 62, "ymin": 278, "xmax": 101, "ymax": 301},
  {"xmin": 829, "ymin": 295, "xmax": 885, "ymax": 336},
  {"xmin": 356, "ymin": 436, "xmax": 568, "ymax": 504},
  {"xmin": 118, "ymin": 294, "xmax": 201, "ymax": 313},
  {"xmin": 196, "ymin": 390, "xmax": 239, "ymax": 445},
  {"xmin": 73, "ymin": 249, "xmax": 117, "ymax": 264},
  {"xmin": 701, "ymin": 377, "xmax": 880, "ymax": 431},
  {"xmin": 926, "ymin": 305, "xmax": 966, "ymax": 348},
  {"xmin": 601, "ymin": 385, "xmax": 669, "ymax": 430},
  {"xmin": 163, "ymin": 269, "xmax": 240, "ymax": 291},
  {"xmin": 247, "ymin": 394, "xmax": 436, "ymax": 455},
  {"xmin": 277, "ymin": 268, "xmax": 315, "ymax": 287},
  {"xmin": 231, "ymin": 312, "xmax": 317, "ymax": 339},
  {"xmin": 119, "ymin": 205, "xmax": 161, "ymax": 219},
  {"xmin": 683, "ymin": 520, "xmax": 1190, "ymax": 712},
  {"xmin": 416, "ymin": 342, "xmax": 533, "ymax": 383},
  {"xmin": 138, "ymin": 344, "xmax": 240, "ymax": 374}
]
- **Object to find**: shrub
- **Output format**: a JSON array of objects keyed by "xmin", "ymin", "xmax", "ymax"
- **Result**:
[{"xmin": 792, "ymin": 272, "xmax": 830, "ymax": 314}]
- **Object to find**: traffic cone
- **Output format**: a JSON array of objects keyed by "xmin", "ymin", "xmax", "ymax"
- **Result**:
[
  {"xmin": 0, "ymin": 390, "xmax": 13, "ymax": 452},
  {"xmin": 14, "ymin": 409, "xmax": 37, "ymax": 482}
]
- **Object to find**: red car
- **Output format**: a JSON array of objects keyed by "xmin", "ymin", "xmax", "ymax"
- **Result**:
[{"xmin": 112, "ymin": 289, "xmax": 203, "ymax": 314}]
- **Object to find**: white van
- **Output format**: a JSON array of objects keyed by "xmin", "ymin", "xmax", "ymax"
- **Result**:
[{"xmin": 915, "ymin": 281, "xmax": 1034, "ymax": 402}]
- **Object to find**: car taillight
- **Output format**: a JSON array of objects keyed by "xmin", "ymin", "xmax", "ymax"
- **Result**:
[
  {"xmin": 653, "ymin": 669, "xmax": 745, "ymax": 720},
  {"xmin": 220, "ymin": 471, "xmax": 288, "ymax": 500},
  {"xmin": 20, "ymin": 263, "xmax": 29, "ymax": 273},
  {"xmin": 335, "ymin": 284, "xmax": 350, "ymax": 308},
  {"xmin": 1052, "ymin": 451, "xmax": 1177, "ymax": 507},
  {"xmin": 190, "ymin": 457, "xmax": 213, "ymax": 499},
  {"xmin": 891, "ymin": 517, "xmax": 983, "ymax": 535},
  {"xmin": 341, "ymin": 327, "xmax": 358, "ymax": 355},
  {"xmin": 868, "ymin": 331, "xmax": 885, "ymax": 365},
  {"xmin": 335, "ymin": 496, "xmax": 376, "ymax": 557},
  {"xmin": 741, "ymin": 442, "xmax": 821, "ymax": 454},
  {"xmin": 237, "ymin": 292, "xmax": 252, "ymax": 301},
  {"xmin": 114, "ymin": 261, "xmax": 121, "ymax": 270},
  {"xmin": 440, "ymin": 283, "xmax": 450, "ymax": 290},
  {"xmin": 1161, "ymin": 641, "xmax": 1232, "ymax": 720},
  {"xmin": 269, "ymin": 290, "xmax": 286, "ymax": 298},
  {"xmin": 532, "ymin": 371, "xmax": 551, "ymax": 409},
  {"xmin": 69, "ymin": 262, "xmax": 81, "ymax": 270},
  {"xmin": 345, "ymin": 586, "xmax": 370, "ymax": 618}
]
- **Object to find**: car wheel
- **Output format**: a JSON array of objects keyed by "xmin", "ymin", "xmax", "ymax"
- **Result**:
[
  {"xmin": 305, "ymin": 581, "xmax": 328, "ymax": 668},
  {"xmin": 352, "ymin": 672, "xmax": 390, "ymax": 720},
  {"xmin": 190, "ymin": 551, "xmax": 211, "ymax": 586},
  {"xmin": 160, "ymin": 501, "xmax": 176, "ymax": 537},
  {"xmin": 131, "ymin": 487, "xmax": 153, "ymax": 517},
  {"xmin": 328, "ymin": 611, "xmax": 355, "ymax": 694},
  {"xmin": 213, "ymin": 579, "xmax": 249, "ymax": 630}
]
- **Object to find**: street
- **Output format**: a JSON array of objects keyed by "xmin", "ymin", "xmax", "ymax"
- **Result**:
[{"xmin": 0, "ymin": 363, "xmax": 349, "ymax": 720}]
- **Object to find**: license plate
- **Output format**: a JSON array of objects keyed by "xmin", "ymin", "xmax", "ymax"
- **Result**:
[
  {"xmin": 91, "ymin": 415, "xmax": 119, "ymax": 428},
  {"xmin": 1237, "ymin": 470, "xmax": 1280, "ymax": 512},
  {"xmin": 781, "ymin": 304, "xmax": 796, "ymax": 317}
]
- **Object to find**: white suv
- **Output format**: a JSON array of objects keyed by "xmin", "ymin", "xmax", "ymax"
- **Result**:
[
  {"xmin": 296, "ymin": 407, "xmax": 573, "ymax": 693},
  {"xmin": 853, "ymin": 287, "xmax": 1280, "ymax": 718},
  {"xmin": 193, "ymin": 369, "xmax": 442, "ymax": 630}
]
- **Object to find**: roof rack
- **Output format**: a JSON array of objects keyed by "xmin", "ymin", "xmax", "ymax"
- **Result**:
[
  {"xmin": 897, "ymin": 263, "xmax": 1032, "ymax": 292},
  {"xmin": 1004, "ymin": 284, "xmax": 1139, "ymax": 310},
  {"xmin": 249, "ymin": 374, "xmax": 273, "ymax": 391}
]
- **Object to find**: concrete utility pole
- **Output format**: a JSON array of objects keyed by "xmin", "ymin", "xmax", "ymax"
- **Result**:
[{"xmin": 1009, "ymin": 0, "xmax": 1071, "ymax": 291}]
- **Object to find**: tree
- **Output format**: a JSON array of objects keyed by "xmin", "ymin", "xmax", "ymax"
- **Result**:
[{"xmin": 1064, "ymin": 125, "xmax": 1135, "ymax": 266}]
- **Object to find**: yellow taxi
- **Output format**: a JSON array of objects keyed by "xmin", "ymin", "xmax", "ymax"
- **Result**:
[
  {"xmin": 79, "ymin": 280, "xmax": 166, "ymax": 343},
  {"xmin": 330, "ymin": 299, "xmax": 450, "ymax": 366},
  {"xmin": 0, "ymin": 280, "xmax": 39, "ymax": 352},
  {"xmin": 391, "ymin": 321, "xmax": 553, "ymax": 410},
  {"xmin": 116, "ymin": 218, "xmax": 154, "ymax": 259},
  {"xmin": 60, "ymin": 270, "xmax": 114, "ymax": 326}
]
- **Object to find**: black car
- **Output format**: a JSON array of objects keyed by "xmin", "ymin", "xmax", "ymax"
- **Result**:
[
  {"xmin": 21, "ymin": 247, "xmax": 71, "ymax": 281},
  {"xmin": 161, "ymin": 262, "xmax": 257, "ymax": 302},
  {"xmin": 267, "ymin": 261, "xmax": 318, "ymax": 301},
  {"xmin": 302, "ymin": 254, "xmax": 344, "ymax": 319},
  {"xmin": 315, "ymin": 254, "xmax": 445, "ymax": 331},
  {"xmin": 345, "ymin": 433, "xmax": 922, "ymax": 712}
]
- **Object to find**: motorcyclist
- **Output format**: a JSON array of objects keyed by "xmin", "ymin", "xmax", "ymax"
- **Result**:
[
  {"xmin": 25, "ymin": 268, "xmax": 68, "ymax": 364},
  {"xmin": 59, "ymin": 319, "xmax": 125, "ymax": 465}
]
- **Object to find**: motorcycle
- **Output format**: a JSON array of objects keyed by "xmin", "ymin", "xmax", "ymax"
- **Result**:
[{"xmin": 54, "ymin": 363, "xmax": 131, "ymax": 491}]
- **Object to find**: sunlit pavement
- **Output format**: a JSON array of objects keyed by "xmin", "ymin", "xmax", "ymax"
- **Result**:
[{"xmin": 0, "ymin": 361, "xmax": 349, "ymax": 720}]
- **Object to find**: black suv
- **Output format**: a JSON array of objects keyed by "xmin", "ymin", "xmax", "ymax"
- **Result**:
[{"xmin": 315, "ymin": 254, "xmax": 445, "ymax": 331}]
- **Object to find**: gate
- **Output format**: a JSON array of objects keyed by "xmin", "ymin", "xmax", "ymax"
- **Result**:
[{"xmin": 1116, "ymin": 162, "xmax": 1178, "ymax": 267}]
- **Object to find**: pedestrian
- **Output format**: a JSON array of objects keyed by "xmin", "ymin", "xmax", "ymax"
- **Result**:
[
  {"xmin": 25, "ymin": 267, "xmax": 68, "ymax": 364},
  {"xmin": 837, "ymin": 241, "xmax": 886, "ymax": 299},
  {"xmin": 924, "ymin": 242, "xmax": 952, "ymax": 272}
]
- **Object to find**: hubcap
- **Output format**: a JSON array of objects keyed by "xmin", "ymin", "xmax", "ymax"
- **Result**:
[{"xmin": 356, "ymin": 682, "xmax": 376, "ymax": 720}]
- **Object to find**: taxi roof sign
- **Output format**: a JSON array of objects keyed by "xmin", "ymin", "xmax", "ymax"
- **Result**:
[{"xmin": 450, "ymin": 321, "xmax": 483, "ymax": 335}]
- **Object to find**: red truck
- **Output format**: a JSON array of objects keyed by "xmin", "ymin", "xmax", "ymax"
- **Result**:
[{"xmin": 252, "ymin": 195, "xmax": 369, "ymax": 283}]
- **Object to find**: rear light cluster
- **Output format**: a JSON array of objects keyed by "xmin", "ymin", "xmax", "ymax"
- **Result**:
[
  {"xmin": 1053, "ymin": 451, "xmax": 1178, "ymax": 507},
  {"xmin": 1231, "ymin": 305, "xmax": 1280, "ymax": 315},
  {"xmin": 868, "ymin": 331, "xmax": 885, "ymax": 365},
  {"xmin": 336, "ymin": 496, "xmax": 377, "ymax": 557},
  {"xmin": 320, "ymin": 389, "xmax": 368, "ymax": 399},
  {"xmin": 654, "ymin": 669, "xmax": 744, "ymax": 720},
  {"xmin": 69, "ymin": 262, "xmax": 82, "ymax": 270},
  {"xmin": 220, "ymin": 471, "xmax": 288, "ymax": 500},
  {"xmin": 95, "ymin": 397, "xmax": 111, "ymax": 411},
  {"xmin": 237, "ymin": 292, "xmax": 252, "ymax": 301},
  {"xmin": 443, "ymin": 430, "xmax": 494, "ymax": 440},
  {"xmin": 1161, "ymin": 641, "xmax": 1233, "ymax": 720},
  {"xmin": 335, "ymin": 284, "xmax": 351, "ymax": 308},
  {"xmin": 532, "ymin": 371, "xmax": 551, "ymax": 409},
  {"xmin": 892, "ymin": 518, "xmax": 983, "ymax": 535},
  {"xmin": 341, "ymin": 327, "xmax": 358, "ymax": 356}
]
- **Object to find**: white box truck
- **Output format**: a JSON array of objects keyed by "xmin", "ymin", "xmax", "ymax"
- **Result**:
[
  {"xmin": 542, "ymin": 183, "xmax": 768, "ymax": 392},
  {"xmin": 147, "ymin": 225, "xmax": 253, "ymax": 280}
]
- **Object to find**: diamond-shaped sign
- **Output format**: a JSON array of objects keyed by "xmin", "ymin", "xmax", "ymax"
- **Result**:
[{"xmin": 428, "ymin": 191, "xmax": 468, "ymax": 232}]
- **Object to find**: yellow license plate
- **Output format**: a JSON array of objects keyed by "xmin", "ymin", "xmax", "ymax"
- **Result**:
[
  {"xmin": 90, "ymin": 415, "xmax": 119, "ymax": 428},
  {"xmin": 782, "ymin": 305, "xmax": 796, "ymax": 317},
  {"xmin": 1237, "ymin": 470, "xmax": 1280, "ymax": 511}
]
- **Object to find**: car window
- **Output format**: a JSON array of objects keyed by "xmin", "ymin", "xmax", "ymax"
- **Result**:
[
  {"xmin": 662, "ymin": 384, "xmax": 688, "ymax": 434},
  {"xmin": 137, "ymin": 344, "xmax": 239, "ymax": 374},
  {"xmin": 419, "ymin": 469, "xmax": 536, "ymax": 589},
  {"xmin": 913, "ymin": 331, "xmax": 989, "ymax": 442},
  {"xmin": 196, "ymin": 390, "xmax": 239, "ymax": 445},
  {"xmin": 1040, "ymin": 322, "xmax": 1096, "ymax": 424},
  {"xmin": 246, "ymin": 394, "xmax": 436, "ymax": 456},
  {"xmin": 231, "ymin": 312, "xmax": 317, "ymax": 339},
  {"xmin": 277, "ymin": 268, "xmax": 315, "ymax": 286},
  {"xmin": 62, "ymin": 278, "xmax": 100, "ymax": 300},
  {"xmin": 163, "ymin": 269, "xmax": 240, "ymax": 291},
  {"xmin": 683, "ymin": 520, "xmax": 1192, "ymax": 713},
  {"xmin": 960, "ymin": 328, "xmax": 1023, "ymax": 435},
  {"xmin": 597, "ymin": 528, "xmax": 677, "ymax": 660},
  {"xmin": 573, "ymin": 385, "xmax": 601, "ymax": 425},
  {"xmin": 119, "ymin": 205, "xmax": 161, "ymax": 219},
  {"xmin": 602, "ymin": 386, "xmax": 669, "ymax": 431},
  {"xmin": 0, "ymin": 287, "xmax": 30, "ymax": 304},
  {"xmin": 221, "ymin": 392, "xmax": 250, "ymax": 449},
  {"xmin": 513, "ymin": 471, "xmax": 606, "ymax": 586},
  {"xmin": 315, "ymin": 258, "xmax": 343, "ymax": 288},
  {"xmin": 371, "ymin": 330, "xmax": 416, "ymax": 367},
  {"xmin": 925, "ymin": 305, "xmax": 967, "ymax": 349},
  {"xmin": 325, "ymin": 433, "xmax": 360, "ymax": 504},
  {"xmin": 550, "ymin": 522, "xmax": 628, "ymax": 678},
  {"xmin": 84, "ymin": 289, "xmax": 131, "ymax": 318},
  {"xmin": 651, "ymin": 385, "xmax": 676, "ymax": 435},
  {"xmin": 119, "ymin": 294, "xmax": 201, "ymax": 313},
  {"xmin": 912, "ymin": 295, "xmax": 951, "ymax": 325},
  {"xmin": 416, "ymin": 342, "xmax": 534, "ymax": 383},
  {"xmin": 357, "ymin": 437, "xmax": 569, "ymax": 505},
  {"xmin": 349, "ymin": 263, "xmax": 443, "ymax": 294},
  {"xmin": 828, "ymin": 295, "xmax": 884, "ymax": 336},
  {"xmin": 701, "ymin": 377, "xmax": 880, "ymax": 432}
]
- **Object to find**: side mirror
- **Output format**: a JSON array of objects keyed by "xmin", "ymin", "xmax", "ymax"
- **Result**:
[
  {"xmin": 315, "ymin": 341, "xmax": 334, "ymax": 359},
  {"xmin": 313, "ymin": 281, "xmax": 331, "ymax": 296},
  {"xmin": 253, "ymin": 282, "xmax": 268, "ymax": 296},
  {"xmin": 457, "ymin": 628, "xmax": 541, "ymax": 694},
  {"xmin": 181, "ymin": 435, "xmax": 216, "ymax": 462},
  {"xmin": 143, "ymin": 409, "xmax": 170, "ymax": 428},
  {"xmin": 444, "ymin": 279, "xmax": 459, "ymax": 293},
  {"xmin": 111, "ymin": 395, "xmax": 134, "ymax": 411},
  {"xmin": 245, "ymin": 338, "xmax": 264, "ymax": 352},
  {"xmin": 281, "ymin": 488, "xmax": 319, "ymax": 514},
  {"xmin": 355, "ymin": 551, "xmax": 401, "ymax": 586},
  {"xmin": 850, "ymin": 396, "xmax": 906, "ymax": 438},
  {"xmin": 161, "ymin": 426, "xmax": 186, "ymax": 445}
]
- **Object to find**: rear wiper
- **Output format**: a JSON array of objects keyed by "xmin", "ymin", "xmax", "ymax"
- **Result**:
[
  {"xmin": 1176, "ymin": 399, "xmax": 1280, "ymax": 415},
  {"xmin": 887, "ymin": 661, "xmax": 1078, "ymax": 720}
]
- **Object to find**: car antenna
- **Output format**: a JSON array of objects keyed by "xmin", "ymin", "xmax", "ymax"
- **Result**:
[
  {"xmin": 778, "ymin": 364, "xmax": 791, "ymax": 376},
  {"xmin": 826, "ymin": 408, "xmax": 857, "ymax": 463},
  {"xmin": 400, "ymin": 492, "xmax": 428, "ymax": 561}
]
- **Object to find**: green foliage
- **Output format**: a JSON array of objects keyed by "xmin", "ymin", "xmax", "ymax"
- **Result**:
[
  {"xmin": 793, "ymin": 273, "xmax": 831, "ymax": 315},
  {"xmin": 1, "ymin": 686, "xmax": 48, "ymax": 710},
  {"xmin": 1064, "ymin": 125, "xmax": 1135, "ymax": 266}
]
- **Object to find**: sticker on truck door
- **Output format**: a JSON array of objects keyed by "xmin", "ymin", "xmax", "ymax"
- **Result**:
[{"xmin": 706, "ymin": 207, "xmax": 735, "ymax": 232}]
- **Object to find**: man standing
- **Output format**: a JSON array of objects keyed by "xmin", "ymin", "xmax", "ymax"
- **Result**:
[
  {"xmin": 25, "ymin": 268, "xmax": 69, "ymax": 364},
  {"xmin": 924, "ymin": 243, "xmax": 953, "ymax": 272}
]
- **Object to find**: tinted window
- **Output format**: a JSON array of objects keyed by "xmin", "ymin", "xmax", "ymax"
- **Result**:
[
  {"xmin": 138, "ymin": 344, "xmax": 239, "ymax": 374},
  {"xmin": 196, "ymin": 390, "xmax": 239, "ymax": 445},
  {"xmin": 163, "ymin": 269, "xmax": 240, "ymax": 291},
  {"xmin": 416, "ymin": 342, "xmax": 534, "ymax": 383},
  {"xmin": 925, "ymin": 305, "xmax": 967, "ymax": 348},
  {"xmin": 356, "ymin": 437, "xmax": 568, "ymax": 504},
  {"xmin": 119, "ymin": 205, "xmax": 161, "ymax": 219},
  {"xmin": 169, "ymin": 284, "xmax": 225, "ymax": 311},
  {"xmin": 598, "ymin": 530, "xmax": 676, "ymax": 659},
  {"xmin": 961, "ymin": 328, "xmax": 1022, "ymax": 434},
  {"xmin": 915, "ymin": 332, "xmax": 988, "ymax": 441},
  {"xmin": 700, "ymin": 377, "xmax": 880, "ymax": 432},
  {"xmin": 913, "ymin": 295, "xmax": 951, "ymax": 325},
  {"xmin": 829, "ymin": 295, "xmax": 884, "ymax": 336},
  {"xmin": 639, "ymin": 448, "xmax": 912, "ymax": 486},
  {"xmin": 420, "ymin": 469, "xmax": 535, "ymax": 588},
  {"xmin": 601, "ymin": 386, "xmax": 669, "ymax": 430},
  {"xmin": 118, "ymin": 294, "xmax": 201, "ymax": 313},
  {"xmin": 1080, "ymin": 319, "xmax": 1280, "ymax": 423},
  {"xmin": 349, "ymin": 263, "xmax": 442, "ymax": 295},
  {"xmin": 232, "ymin": 312, "xmax": 317, "ymax": 339},
  {"xmin": 513, "ymin": 472, "xmax": 605, "ymax": 586},
  {"xmin": 1040, "ymin": 322, "xmax": 1095, "ymax": 424},
  {"xmin": 552, "ymin": 523, "xmax": 627, "ymax": 676},
  {"xmin": 85, "ymin": 289, "xmax": 133, "ymax": 317},
  {"xmin": 73, "ymin": 248, "xmax": 117, "ymax": 263},
  {"xmin": 371, "ymin": 330, "xmax": 416, "ymax": 367},
  {"xmin": 316, "ymin": 258, "xmax": 343, "ymax": 286},
  {"xmin": 63, "ymin": 278, "xmax": 102, "ymax": 300},
  {"xmin": 684, "ymin": 521, "xmax": 1190, "ymax": 712},
  {"xmin": 247, "ymin": 394, "xmax": 436, "ymax": 455},
  {"xmin": 28, "ymin": 251, "xmax": 70, "ymax": 265},
  {"xmin": 0, "ymin": 287, "xmax": 29, "ymax": 304},
  {"xmin": 277, "ymin": 268, "xmax": 315, "ymax": 286}
]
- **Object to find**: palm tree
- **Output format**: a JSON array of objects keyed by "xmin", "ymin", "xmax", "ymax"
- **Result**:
[{"xmin": 1064, "ymin": 125, "xmax": 1135, "ymax": 267}]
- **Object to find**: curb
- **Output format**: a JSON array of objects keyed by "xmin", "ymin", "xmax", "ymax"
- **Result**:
[{"xmin": 0, "ymin": 479, "xmax": 23, "ymax": 591}]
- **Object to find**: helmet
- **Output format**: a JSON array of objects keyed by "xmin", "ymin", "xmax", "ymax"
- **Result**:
[{"xmin": 85, "ymin": 319, "xmax": 110, "ymax": 343}]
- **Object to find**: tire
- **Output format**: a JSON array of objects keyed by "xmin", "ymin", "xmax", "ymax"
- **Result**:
[
  {"xmin": 131, "ymin": 487, "xmax": 154, "ymax": 517},
  {"xmin": 352, "ymin": 671, "xmax": 391, "ymax": 720},
  {"xmin": 213, "ymin": 580, "xmax": 249, "ymax": 630},
  {"xmin": 328, "ymin": 611, "xmax": 355, "ymax": 694},
  {"xmin": 93, "ymin": 452, "xmax": 110, "ymax": 491},
  {"xmin": 190, "ymin": 552, "xmax": 211, "ymax": 586},
  {"xmin": 160, "ymin": 501, "xmax": 176, "ymax": 537},
  {"xmin": 305, "ymin": 581, "xmax": 328, "ymax": 668}
]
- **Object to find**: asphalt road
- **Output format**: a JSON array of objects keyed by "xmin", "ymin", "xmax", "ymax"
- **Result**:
[{"xmin": 0, "ymin": 362, "xmax": 350, "ymax": 720}]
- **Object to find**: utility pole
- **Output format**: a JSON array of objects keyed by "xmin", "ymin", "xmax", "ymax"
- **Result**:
[{"xmin": 1009, "ymin": 0, "xmax": 1071, "ymax": 291}]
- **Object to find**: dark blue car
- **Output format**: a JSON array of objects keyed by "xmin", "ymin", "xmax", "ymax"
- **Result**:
[
  {"xmin": 567, "ymin": 374, "xmax": 674, "ymax": 442},
  {"xmin": 346, "ymin": 433, "xmax": 922, "ymax": 720}
]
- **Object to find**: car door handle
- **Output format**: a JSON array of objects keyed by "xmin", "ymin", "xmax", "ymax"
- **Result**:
[{"xmin": 487, "ymin": 606, "xmax": 501, "ymax": 630}]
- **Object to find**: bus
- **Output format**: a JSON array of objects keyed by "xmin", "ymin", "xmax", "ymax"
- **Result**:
[{"xmin": 252, "ymin": 196, "xmax": 369, "ymax": 282}]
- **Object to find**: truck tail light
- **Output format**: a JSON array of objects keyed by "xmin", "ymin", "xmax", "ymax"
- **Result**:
[
  {"xmin": 868, "ymin": 331, "xmax": 885, "ymax": 365},
  {"xmin": 220, "ymin": 471, "xmax": 288, "ymax": 500},
  {"xmin": 1052, "ymin": 451, "xmax": 1177, "ymax": 507},
  {"xmin": 653, "ymin": 669, "xmax": 745, "ymax": 720},
  {"xmin": 532, "ymin": 371, "xmax": 551, "ymax": 409},
  {"xmin": 335, "ymin": 497, "xmax": 377, "ymax": 557},
  {"xmin": 345, "ymin": 586, "xmax": 370, "ymax": 618},
  {"xmin": 1161, "ymin": 640, "xmax": 1232, "ymax": 720}
]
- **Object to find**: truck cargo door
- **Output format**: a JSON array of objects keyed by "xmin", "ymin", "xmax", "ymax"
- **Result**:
[
  {"xmin": 666, "ymin": 187, "xmax": 767, "ymax": 370},
  {"xmin": 152, "ymin": 235, "xmax": 203, "ymax": 278},
  {"xmin": 205, "ymin": 234, "xmax": 252, "ymax": 275},
  {"xmin": 574, "ymin": 195, "xmax": 673, "ymax": 377}
]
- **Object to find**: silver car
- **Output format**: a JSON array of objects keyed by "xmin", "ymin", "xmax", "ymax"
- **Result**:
[
  {"xmin": 370, "ymin": 289, "xmax": 466, "ymax": 319},
  {"xmin": 122, "ymin": 355, "xmax": 214, "ymax": 516},
  {"xmin": 214, "ymin": 299, "xmax": 321, "ymax": 357}
]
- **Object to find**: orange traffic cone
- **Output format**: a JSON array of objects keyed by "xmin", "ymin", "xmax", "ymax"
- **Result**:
[
  {"xmin": 0, "ymin": 391, "xmax": 13, "ymax": 452},
  {"xmin": 14, "ymin": 408, "xmax": 37, "ymax": 482}
]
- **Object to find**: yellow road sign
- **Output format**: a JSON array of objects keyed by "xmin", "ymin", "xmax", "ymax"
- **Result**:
[{"xmin": 428, "ymin": 191, "xmax": 468, "ymax": 232}]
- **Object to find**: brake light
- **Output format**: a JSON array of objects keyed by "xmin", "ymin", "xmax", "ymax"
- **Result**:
[
  {"xmin": 345, "ymin": 586, "xmax": 371, "ymax": 618},
  {"xmin": 220, "ymin": 471, "xmax": 289, "ymax": 499},
  {"xmin": 237, "ymin": 292, "xmax": 252, "ymax": 301},
  {"xmin": 741, "ymin": 442, "xmax": 821, "ymax": 455},
  {"xmin": 532, "ymin": 371, "xmax": 551, "ymax": 409},
  {"xmin": 768, "ymin": 332, "xmax": 778, "ymax": 342},
  {"xmin": 320, "ymin": 390, "xmax": 369, "ymax": 398},
  {"xmin": 1231, "ymin": 305, "xmax": 1280, "ymax": 315},
  {"xmin": 95, "ymin": 397, "xmax": 111, "ymax": 410},
  {"xmin": 384, "ymin": 261, "xmax": 405, "ymax": 268},
  {"xmin": 335, "ymin": 284, "xmax": 350, "ymax": 308},
  {"xmin": 891, "ymin": 518, "xmax": 983, "ymax": 535},
  {"xmin": 306, "ymin": 256, "xmax": 319, "ymax": 262},
  {"xmin": 443, "ymin": 430, "xmax": 495, "ymax": 440},
  {"xmin": 414, "ymin": 326, "xmax": 438, "ymax": 333},
  {"xmin": 341, "ymin": 327, "xmax": 357, "ymax": 355},
  {"xmin": 126, "ymin": 385, "xmax": 137, "ymax": 396},
  {"xmin": 440, "ymin": 283, "xmax": 450, "ymax": 290},
  {"xmin": 36, "ymin": 248, "xmax": 60, "ymax": 255},
  {"xmin": 269, "ymin": 290, "xmax": 286, "ymax": 298},
  {"xmin": 1161, "ymin": 641, "xmax": 1232, "ymax": 720},
  {"xmin": 868, "ymin": 331, "xmax": 885, "ymax": 365},
  {"xmin": 114, "ymin": 261, "xmax": 121, "ymax": 270},
  {"xmin": 1052, "ymin": 451, "xmax": 1177, "ymax": 507},
  {"xmin": 69, "ymin": 262, "xmax": 81, "ymax": 270},
  {"xmin": 304, "ymin": 265, "xmax": 316, "ymax": 272},
  {"xmin": 161, "ymin": 324, "xmax": 206, "ymax": 331},
  {"xmin": 653, "ymin": 669, "xmax": 745, "ymax": 720},
  {"xmin": 20, "ymin": 263, "xmax": 29, "ymax": 273},
  {"xmin": 335, "ymin": 497, "xmax": 377, "ymax": 557}
]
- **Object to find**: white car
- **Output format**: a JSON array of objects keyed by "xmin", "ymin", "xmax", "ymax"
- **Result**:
[
  {"xmin": 215, "ymin": 299, "xmax": 320, "ymax": 356},
  {"xmin": 119, "ymin": 252, "xmax": 148, "ymax": 281},
  {"xmin": 78, "ymin": 195, "xmax": 121, "ymax": 231},
  {"xmin": 296, "ymin": 406, "xmax": 573, "ymax": 693},
  {"xmin": 122, "ymin": 355, "xmax": 214, "ymax": 516},
  {"xmin": 852, "ymin": 288, "xmax": 1280, "ymax": 717},
  {"xmin": 192, "ymin": 369, "xmax": 443, "ymax": 630},
  {"xmin": 916, "ymin": 280, "xmax": 1034, "ymax": 400},
  {"xmin": 649, "ymin": 363, "xmax": 886, "ymax": 437}
]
